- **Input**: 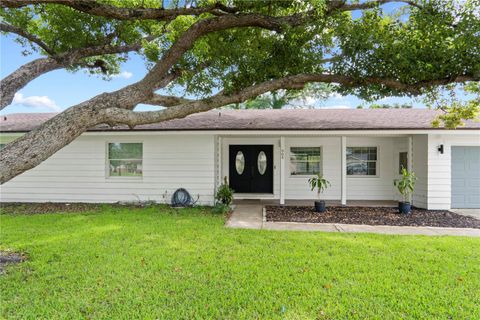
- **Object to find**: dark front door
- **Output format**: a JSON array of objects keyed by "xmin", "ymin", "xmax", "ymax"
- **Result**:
[{"xmin": 229, "ymin": 145, "xmax": 273, "ymax": 193}]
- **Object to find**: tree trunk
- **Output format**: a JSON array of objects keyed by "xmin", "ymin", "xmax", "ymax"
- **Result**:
[{"xmin": 1, "ymin": 58, "xmax": 62, "ymax": 109}]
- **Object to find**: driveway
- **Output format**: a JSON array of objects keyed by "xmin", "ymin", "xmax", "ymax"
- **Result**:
[{"xmin": 450, "ymin": 209, "xmax": 480, "ymax": 220}]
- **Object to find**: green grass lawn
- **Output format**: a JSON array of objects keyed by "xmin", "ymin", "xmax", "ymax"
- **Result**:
[{"xmin": 1, "ymin": 205, "xmax": 479, "ymax": 319}]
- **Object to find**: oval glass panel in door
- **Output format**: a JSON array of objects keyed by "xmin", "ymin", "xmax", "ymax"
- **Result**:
[
  {"xmin": 257, "ymin": 151, "xmax": 267, "ymax": 175},
  {"xmin": 235, "ymin": 151, "xmax": 245, "ymax": 175}
]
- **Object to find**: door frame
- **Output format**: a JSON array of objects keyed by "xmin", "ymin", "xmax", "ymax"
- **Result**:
[
  {"xmin": 451, "ymin": 145, "xmax": 480, "ymax": 209},
  {"xmin": 229, "ymin": 144, "xmax": 274, "ymax": 194},
  {"xmin": 221, "ymin": 137, "xmax": 279, "ymax": 199}
]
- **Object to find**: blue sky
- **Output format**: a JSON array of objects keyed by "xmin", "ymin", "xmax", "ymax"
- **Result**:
[{"xmin": 0, "ymin": 2, "xmax": 454, "ymax": 114}]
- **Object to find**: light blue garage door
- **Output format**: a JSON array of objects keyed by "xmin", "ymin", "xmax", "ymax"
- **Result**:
[{"xmin": 452, "ymin": 146, "xmax": 480, "ymax": 208}]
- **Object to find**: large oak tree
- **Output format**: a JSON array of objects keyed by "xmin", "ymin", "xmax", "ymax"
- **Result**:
[{"xmin": 1, "ymin": 0, "xmax": 479, "ymax": 183}]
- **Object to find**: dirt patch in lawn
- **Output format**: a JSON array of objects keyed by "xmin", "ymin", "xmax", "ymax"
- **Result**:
[
  {"xmin": 265, "ymin": 206, "xmax": 480, "ymax": 229},
  {"xmin": 0, "ymin": 251, "xmax": 26, "ymax": 275}
]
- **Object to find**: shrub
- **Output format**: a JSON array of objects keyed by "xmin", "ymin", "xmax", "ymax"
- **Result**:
[{"xmin": 215, "ymin": 176, "xmax": 234, "ymax": 206}]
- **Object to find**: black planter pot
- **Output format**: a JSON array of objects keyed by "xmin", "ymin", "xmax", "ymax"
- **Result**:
[
  {"xmin": 314, "ymin": 200, "xmax": 326, "ymax": 213},
  {"xmin": 398, "ymin": 201, "xmax": 412, "ymax": 214}
]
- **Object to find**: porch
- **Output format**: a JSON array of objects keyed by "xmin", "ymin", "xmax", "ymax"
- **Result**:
[
  {"xmin": 234, "ymin": 199, "xmax": 398, "ymax": 207},
  {"xmin": 217, "ymin": 134, "xmax": 418, "ymax": 206},
  {"xmin": 226, "ymin": 202, "xmax": 480, "ymax": 237}
]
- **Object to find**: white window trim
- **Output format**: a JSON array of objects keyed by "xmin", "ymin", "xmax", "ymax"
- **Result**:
[
  {"xmin": 346, "ymin": 146, "xmax": 379, "ymax": 178},
  {"xmin": 288, "ymin": 146, "xmax": 323, "ymax": 178},
  {"xmin": 105, "ymin": 141, "xmax": 144, "ymax": 180}
]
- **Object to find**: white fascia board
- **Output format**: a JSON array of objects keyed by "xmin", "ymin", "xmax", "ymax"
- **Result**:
[{"xmin": 79, "ymin": 129, "xmax": 480, "ymax": 136}]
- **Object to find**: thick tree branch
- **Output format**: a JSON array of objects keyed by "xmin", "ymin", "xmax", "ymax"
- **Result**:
[
  {"xmin": 143, "ymin": 94, "xmax": 194, "ymax": 107},
  {"xmin": 1, "ymin": 1, "xmax": 244, "ymax": 20},
  {"xmin": 105, "ymin": 73, "xmax": 479, "ymax": 128},
  {"xmin": 0, "ymin": 37, "xmax": 153, "ymax": 110},
  {"xmin": 0, "ymin": 5, "xmax": 475, "ymax": 184},
  {"xmin": 332, "ymin": 0, "xmax": 422, "ymax": 11},
  {"xmin": 0, "ymin": 22, "xmax": 56, "ymax": 55},
  {"xmin": 2, "ymin": 0, "xmax": 421, "ymax": 21}
]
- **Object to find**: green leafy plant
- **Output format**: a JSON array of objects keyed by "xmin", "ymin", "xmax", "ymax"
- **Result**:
[
  {"xmin": 394, "ymin": 168, "xmax": 417, "ymax": 203},
  {"xmin": 308, "ymin": 174, "xmax": 331, "ymax": 199},
  {"xmin": 215, "ymin": 176, "xmax": 234, "ymax": 206}
]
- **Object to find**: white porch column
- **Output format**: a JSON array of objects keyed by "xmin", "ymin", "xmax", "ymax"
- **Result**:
[
  {"xmin": 341, "ymin": 136, "xmax": 347, "ymax": 205},
  {"xmin": 280, "ymin": 136, "xmax": 286, "ymax": 205},
  {"xmin": 407, "ymin": 136, "xmax": 413, "ymax": 172},
  {"xmin": 407, "ymin": 135, "xmax": 413, "ymax": 203}
]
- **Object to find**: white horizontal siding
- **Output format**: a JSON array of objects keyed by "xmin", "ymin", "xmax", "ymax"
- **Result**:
[
  {"xmin": 1, "ymin": 134, "xmax": 216, "ymax": 205},
  {"xmin": 346, "ymin": 137, "xmax": 397, "ymax": 200},
  {"xmin": 427, "ymin": 134, "xmax": 480, "ymax": 210}
]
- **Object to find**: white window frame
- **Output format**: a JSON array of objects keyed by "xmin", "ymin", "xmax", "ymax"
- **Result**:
[
  {"xmin": 346, "ymin": 146, "xmax": 379, "ymax": 178},
  {"xmin": 289, "ymin": 146, "xmax": 323, "ymax": 177},
  {"xmin": 106, "ymin": 141, "xmax": 143, "ymax": 179}
]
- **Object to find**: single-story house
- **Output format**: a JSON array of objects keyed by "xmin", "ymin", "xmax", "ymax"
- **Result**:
[{"xmin": 1, "ymin": 109, "xmax": 479, "ymax": 209}]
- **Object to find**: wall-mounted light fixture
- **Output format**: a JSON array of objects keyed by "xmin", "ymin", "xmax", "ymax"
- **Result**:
[{"xmin": 437, "ymin": 144, "xmax": 444, "ymax": 154}]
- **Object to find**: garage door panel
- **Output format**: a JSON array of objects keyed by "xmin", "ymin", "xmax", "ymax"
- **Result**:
[{"xmin": 451, "ymin": 146, "xmax": 480, "ymax": 208}]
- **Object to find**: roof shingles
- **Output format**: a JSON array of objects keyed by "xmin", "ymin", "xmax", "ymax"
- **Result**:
[{"xmin": 1, "ymin": 109, "xmax": 479, "ymax": 132}]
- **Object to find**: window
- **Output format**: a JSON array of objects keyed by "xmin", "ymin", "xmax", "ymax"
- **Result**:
[
  {"xmin": 347, "ymin": 147, "xmax": 377, "ymax": 176},
  {"xmin": 108, "ymin": 143, "xmax": 143, "ymax": 177},
  {"xmin": 257, "ymin": 151, "xmax": 267, "ymax": 175},
  {"xmin": 290, "ymin": 147, "xmax": 321, "ymax": 175},
  {"xmin": 399, "ymin": 152, "xmax": 408, "ymax": 174},
  {"xmin": 235, "ymin": 151, "xmax": 245, "ymax": 175}
]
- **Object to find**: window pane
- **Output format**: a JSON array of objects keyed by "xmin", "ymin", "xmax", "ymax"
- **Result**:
[
  {"xmin": 108, "ymin": 143, "xmax": 143, "ymax": 177},
  {"xmin": 108, "ymin": 143, "xmax": 142, "ymax": 159},
  {"xmin": 399, "ymin": 152, "xmax": 408, "ymax": 174},
  {"xmin": 367, "ymin": 161, "xmax": 377, "ymax": 175},
  {"xmin": 290, "ymin": 147, "xmax": 321, "ymax": 175},
  {"xmin": 346, "ymin": 147, "xmax": 377, "ymax": 176},
  {"xmin": 109, "ymin": 159, "xmax": 142, "ymax": 176},
  {"xmin": 257, "ymin": 151, "xmax": 267, "ymax": 175},
  {"xmin": 347, "ymin": 161, "xmax": 367, "ymax": 175},
  {"xmin": 235, "ymin": 151, "xmax": 245, "ymax": 175}
]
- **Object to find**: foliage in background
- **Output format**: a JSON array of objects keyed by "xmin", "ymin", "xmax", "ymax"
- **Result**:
[
  {"xmin": 357, "ymin": 103, "xmax": 413, "ymax": 109},
  {"xmin": 228, "ymin": 83, "xmax": 334, "ymax": 109},
  {"xmin": 427, "ymin": 82, "xmax": 480, "ymax": 128}
]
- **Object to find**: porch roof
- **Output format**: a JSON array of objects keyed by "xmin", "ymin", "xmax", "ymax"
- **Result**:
[{"xmin": 1, "ymin": 109, "xmax": 479, "ymax": 132}]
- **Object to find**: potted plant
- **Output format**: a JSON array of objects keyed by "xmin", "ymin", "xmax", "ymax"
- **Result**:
[
  {"xmin": 308, "ymin": 174, "xmax": 331, "ymax": 213},
  {"xmin": 394, "ymin": 168, "xmax": 417, "ymax": 214},
  {"xmin": 214, "ymin": 176, "xmax": 234, "ymax": 214}
]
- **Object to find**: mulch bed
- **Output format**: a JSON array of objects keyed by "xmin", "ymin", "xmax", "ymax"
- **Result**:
[
  {"xmin": 0, "ymin": 251, "xmax": 26, "ymax": 275},
  {"xmin": 0, "ymin": 202, "xmax": 159, "ymax": 215},
  {"xmin": 265, "ymin": 206, "xmax": 480, "ymax": 229}
]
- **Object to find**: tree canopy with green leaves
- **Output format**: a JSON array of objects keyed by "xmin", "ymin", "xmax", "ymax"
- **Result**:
[{"xmin": 0, "ymin": 0, "xmax": 479, "ymax": 183}]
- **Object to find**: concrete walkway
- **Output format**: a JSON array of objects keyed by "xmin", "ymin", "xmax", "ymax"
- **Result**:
[{"xmin": 226, "ymin": 204, "xmax": 480, "ymax": 237}]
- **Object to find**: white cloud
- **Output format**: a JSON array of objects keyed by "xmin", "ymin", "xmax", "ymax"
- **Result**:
[
  {"xmin": 112, "ymin": 71, "xmax": 133, "ymax": 79},
  {"xmin": 12, "ymin": 93, "xmax": 61, "ymax": 111}
]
